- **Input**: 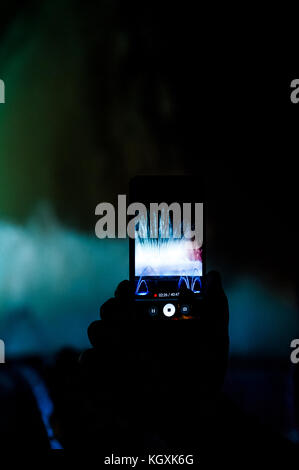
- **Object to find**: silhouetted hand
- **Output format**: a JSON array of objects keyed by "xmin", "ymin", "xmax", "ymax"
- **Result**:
[
  {"xmin": 74, "ymin": 271, "xmax": 229, "ymax": 452},
  {"xmin": 51, "ymin": 275, "xmax": 297, "ymax": 463}
]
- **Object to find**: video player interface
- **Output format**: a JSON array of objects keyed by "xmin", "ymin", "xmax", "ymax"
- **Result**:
[{"xmin": 134, "ymin": 203, "xmax": 203, "ymax": 319}]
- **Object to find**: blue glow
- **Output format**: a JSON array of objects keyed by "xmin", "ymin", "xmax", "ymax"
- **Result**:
[
  {"xmin": 135, "ymin": 277, "xmax": 149, "ymax": 296},
  {"xmin": 18, "ymin": 366, "xmax": 63, "ymax": 449},
  {"xmin": 1, "ymin": 216, "xmax": 299, "ymax": 359},
  {"xmin": 191, "ymin": 275, "xmax": 201, "ymax": 293},
  {"xmin": 178, "ymin": 276, "xmax": 190, "ymax": 290},
  {"xmin": 0, "ymin": 217, "xmax": 128, "ymax": 356}
]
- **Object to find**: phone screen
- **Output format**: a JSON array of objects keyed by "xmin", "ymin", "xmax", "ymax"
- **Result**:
[{"xmin": 130, "ymin": 176, "xmax": 204, "ymax": 319}]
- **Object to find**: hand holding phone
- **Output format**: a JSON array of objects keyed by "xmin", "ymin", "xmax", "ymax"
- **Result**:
[{"xmin": 76, "ymin": 271, "xmax": 229, "ymax": 454}]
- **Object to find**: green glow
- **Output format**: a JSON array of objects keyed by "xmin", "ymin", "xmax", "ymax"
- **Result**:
[{"xmin": 0, "ymin": 3, "xmax": 95, "ymax": 222}]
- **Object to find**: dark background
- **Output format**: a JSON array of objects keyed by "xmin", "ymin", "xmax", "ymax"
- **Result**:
[
  {"xmin": 0, "ymin": 2, "xmax": 297, "ymax": 285},
  {"xmin": 0, "ymin": 0, "xmax": 298, "ymax": 451}
]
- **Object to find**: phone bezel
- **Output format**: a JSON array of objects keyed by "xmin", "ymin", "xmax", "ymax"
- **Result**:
[{"xmin": 129, "ymin": 176, "xmax": 206, "ymax": 295}]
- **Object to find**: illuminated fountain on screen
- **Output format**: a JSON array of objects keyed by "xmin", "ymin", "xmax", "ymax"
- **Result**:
[{"xmin": 135, "ymin": 211, "xmax": 202, "ymax": 296}]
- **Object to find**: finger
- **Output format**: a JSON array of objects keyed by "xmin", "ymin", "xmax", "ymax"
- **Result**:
[
  {"xmin": 87, "ymin": 320, "xmax": 102, "ymax": 347},
  {"xmin": 202, "ymin": 271, "xmax": 229, "ymax": 331},
  {"xmin": 203, "ymin": 270, "xmax": 225, "ymax": 297},
  {"xmin": 87, "ymin": 319, "xmax": 127, "ymax": 352},
  {"xmin": 178, "ymin": 285, "xmax": 196, "ymax": 303},
  {"xmin": 101, "ymin": 298, "xmax": 132, "ymax": 321},
  {"xmin": 78, "ymin": 347, "xmax": 99, "ymax": 366},
  {"xmin": 114, "ymin": 280, "xmax": 131, "ymax": 299},
  {"xmin": 100, "ymin": 298, "xmax": 120, "ymax": 320}
]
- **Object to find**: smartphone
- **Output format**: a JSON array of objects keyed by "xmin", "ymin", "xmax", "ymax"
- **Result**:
[{"xmin": 129, "ymin": 176, "xmax": 205, "ymax": 320}]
